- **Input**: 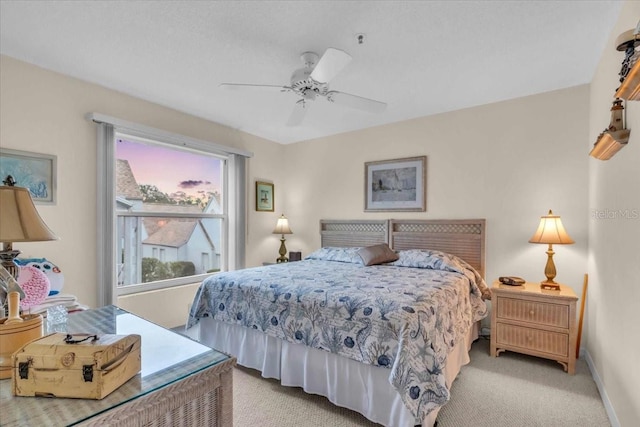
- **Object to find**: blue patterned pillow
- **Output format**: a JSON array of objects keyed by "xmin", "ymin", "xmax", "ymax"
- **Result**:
[
  {"xmin": 305, "ymin": 247, "xmax": 364, "ymax": 264},
  {"xmin": 390, "ymin": 249, "xmax": 458, "ymax": 271},
  {"xmin": 391, "ymin": 249, "xmax": 490, "ymax": 298}
]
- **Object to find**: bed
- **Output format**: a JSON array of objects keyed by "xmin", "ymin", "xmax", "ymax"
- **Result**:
[{"xmin": 187, "ymin": 219, "xmax": 489, "ymax": 426}]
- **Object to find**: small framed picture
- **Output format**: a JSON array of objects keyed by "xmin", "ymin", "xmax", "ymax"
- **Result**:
[
  {"xmin": 364, "ymin": 156, "xmax": 426, "ymax": 212},
  {"xmin": 0, "ymin": 148, "xmax": 57, "ymax": 204},
  {"xmin": 256, "ymin": 181, "xmax": 274, "ymax": 212}
]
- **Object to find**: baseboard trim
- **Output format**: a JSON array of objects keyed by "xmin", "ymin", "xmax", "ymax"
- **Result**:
[{"xmin": 582, "ymin": 348, "xmax": 620, "ymax": 427}]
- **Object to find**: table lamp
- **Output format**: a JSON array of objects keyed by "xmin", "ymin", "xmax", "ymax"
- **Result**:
[
  {"xmin": 529, "ymin": 209, "xmax": 574, "ymax": 290},
  {"xmin": 272, "ymin": 214, "xmax": 292, "ymax": 263},
  {"xmin": 0, "ymin": 176, "xmax": 57, "ymax": 379}
]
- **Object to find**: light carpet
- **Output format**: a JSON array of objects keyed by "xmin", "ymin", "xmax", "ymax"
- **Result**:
[{"xmin": 232, "ymin": 337, "xmax": 611, "ymax": 427}]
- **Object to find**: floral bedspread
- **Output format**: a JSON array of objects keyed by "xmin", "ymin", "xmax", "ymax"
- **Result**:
[{"xmin": 188, "ymin": 248, "xmax": 489, "ymax": 422}]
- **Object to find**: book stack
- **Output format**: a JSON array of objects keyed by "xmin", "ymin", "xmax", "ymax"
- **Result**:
[{"xmin": 25, "ymin": 294, "xmax": 89, "ymax": 317}]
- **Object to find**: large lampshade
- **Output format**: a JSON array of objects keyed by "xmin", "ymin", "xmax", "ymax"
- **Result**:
[
  {"xmin": 528, "ymin": 210, "xmax": 574, "ymax": 245},
  {"xmin": 0, "ymin": 186, "xmax": 58, "ymax": 243},
  {"xmin": 272, "ymin": 215, "xmax": 293, "ymax": 235}
]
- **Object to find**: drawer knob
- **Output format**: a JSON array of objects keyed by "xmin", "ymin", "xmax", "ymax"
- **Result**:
[{"xmin": 529, "ymin": 310, "xmax": 535, "ymax": 316}]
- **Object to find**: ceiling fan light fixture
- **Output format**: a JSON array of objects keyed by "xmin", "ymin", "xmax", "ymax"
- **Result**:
[{"xmin": 302, "ymin": 90, "xmax": 317, "ymax": 101}]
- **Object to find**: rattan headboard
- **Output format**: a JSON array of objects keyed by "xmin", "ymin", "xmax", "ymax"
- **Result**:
[
  {"xmin": 389, "ymin": 219, "xmax": 486, "ymax": 279},
  {"xmin": 319, "ymin": 219, "xmax": 486, "ymax": 279},
  {"xmin": 320, "ymin": 220, "xmax": 389, "ymax": 248}
]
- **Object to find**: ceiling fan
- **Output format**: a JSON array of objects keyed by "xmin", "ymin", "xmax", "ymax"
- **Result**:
[{"xmin": 220, "ymin": 48, "xmax": 387, "ymax": 126}]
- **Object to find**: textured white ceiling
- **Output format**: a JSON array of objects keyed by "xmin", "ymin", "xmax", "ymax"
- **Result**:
[{"xmin": 0, "ymin": 1, "xmax": 623, "ymax": 144}]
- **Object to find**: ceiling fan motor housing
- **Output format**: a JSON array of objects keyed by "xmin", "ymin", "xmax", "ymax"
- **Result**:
[
  {"xmin": 290, "ymin": 69, "xmax": 328, "ymax": 100},
  {"xmin": 290, "ymin": 52, "xmax": 328, "ymax": 100}
]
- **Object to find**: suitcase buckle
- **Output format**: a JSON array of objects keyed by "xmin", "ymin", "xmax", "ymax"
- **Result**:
[
  {"xmin": 18, "ymin": 362, "xmax": 29, "ymax": 379},
  {"xmin": 82, "ymin": 365, "xmax": 94, "ymax": 382}
]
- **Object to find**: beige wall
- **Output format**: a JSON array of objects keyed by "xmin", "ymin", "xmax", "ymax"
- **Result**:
[
  {"xmin": 283, "ymin": 86, "xmax": 591, "ymax": 303},
  {"xmin": 0, "ymin": 55, "xmax": 286, "ymax": 327},
  {"xmin": 588, "ymin": 2, "xmax": 640, "ymax": 426}
]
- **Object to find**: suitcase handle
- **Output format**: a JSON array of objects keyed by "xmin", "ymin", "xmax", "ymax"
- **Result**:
[
  {"xmin": 101, "ymin": 343, "xmax": 136, "ymax": 373},
  {"xmin": 64, "ymin": 334, "xmax": 99, "ymax": 344}
]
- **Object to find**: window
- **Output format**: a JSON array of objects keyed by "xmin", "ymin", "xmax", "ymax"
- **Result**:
[
  {"xmin": 115, "ymin": 136, "xmax": 224, "ymax": 293},
  {"xmin": 91, "ymin": 113, "xmax": 251, "ymax": 305}
]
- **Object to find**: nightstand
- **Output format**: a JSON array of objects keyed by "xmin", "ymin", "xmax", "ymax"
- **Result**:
[{"xmin": 490, "ymin": 280, "xmax": 578, "ymax": 374}]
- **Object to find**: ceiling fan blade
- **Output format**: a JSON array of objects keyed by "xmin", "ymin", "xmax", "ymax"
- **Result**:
[
  {"xmin": 326, "ymin": 91, "xmax": 387, "ymax": 113},
  {"xmin": 310, "ymin": 48, "xmax": 352, "ymax": 84},
  {"xmin": 286, "ymin": 100, "xmax": 309, "ymax": 126},
  {"xmin": 219, "ymin": 83, "xmax": 291, "ymax": 92}
]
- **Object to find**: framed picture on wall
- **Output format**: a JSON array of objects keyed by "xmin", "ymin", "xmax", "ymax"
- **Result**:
[
  {"xmin": 256, "ymin": 181, "xmax": 274, "ymax": 212},
  {"xmin": 364, "ymin": 156, "xmax": 426, "ymax": 212},
  {"xmin": 0, "ymin": 148, "xmax": 57, "ymax": 204}
]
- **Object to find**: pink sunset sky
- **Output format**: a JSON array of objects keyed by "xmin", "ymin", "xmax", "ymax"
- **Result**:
[{"xmin": 117, "ymin": 138, "xmax": 222, "ymax": 197}]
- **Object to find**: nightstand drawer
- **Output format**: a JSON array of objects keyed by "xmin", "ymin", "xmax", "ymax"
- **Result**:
[
  {"xmin": 496, "ymin": 296, "xmax": 569, "ymax": 328},
  {"xmin": 496, "ymin": 323, "xmax": 569, "ymax": 357}
]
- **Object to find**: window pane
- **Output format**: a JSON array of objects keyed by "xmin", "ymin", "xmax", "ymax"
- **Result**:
[
  {"xmin": 116, "ymin": 138, "xmax": 224, "ymax": 212},
  {"xmin": 116, "ymin": 137, "xmax": 225, "ymax": 289},
  {"xmin": 117, "ymin": 216, "xmax": 223, "ymax": 287}
]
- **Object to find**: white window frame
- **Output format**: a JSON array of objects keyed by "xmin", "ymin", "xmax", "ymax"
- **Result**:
[
  {"xmin": 114, "ymin": 132, "xmax": 228, "ymax": 295},
  {"xmin": 89, "ymin": 113, "xmax": 252, "ymax": 306}
]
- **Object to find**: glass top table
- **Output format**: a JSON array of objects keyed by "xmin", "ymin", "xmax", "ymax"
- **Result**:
[{"xmin": 0, "ymin": 305, "xmax": 231, "ymax": 426}]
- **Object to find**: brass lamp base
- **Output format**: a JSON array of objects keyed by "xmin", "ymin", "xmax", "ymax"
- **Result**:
[
  {"xmin": 0, "ymin": 245, "xmax": 22, "ymax": 280},
  {"xmin": 540, "ymin": 244, "xmax": 560, "ymax": 290},
  {"xmin": 276, "ymin": 236, "xmax": 289, "ymax": 263},
  {"xmin": 540, "ymin": 281, "xmax": 561, "ymax": 291}
]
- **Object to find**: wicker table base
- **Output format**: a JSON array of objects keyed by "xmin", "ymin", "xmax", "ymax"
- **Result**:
[{"xmin": 81, "ymin": 358, "xmax": 234, "ymax": 427}]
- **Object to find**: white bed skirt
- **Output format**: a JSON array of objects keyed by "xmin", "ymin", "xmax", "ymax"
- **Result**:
[{"xmin": 192, "ymin": 318, "xmax": 478, "ymax": 427}]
